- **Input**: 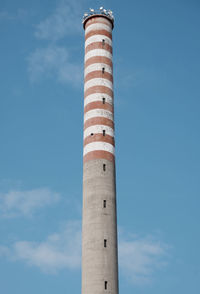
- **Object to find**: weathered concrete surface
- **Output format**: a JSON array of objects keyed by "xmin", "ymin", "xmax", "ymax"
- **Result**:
[{"xmin": 82, "ymin": 159, "xmax": 118, "ymax": 294}]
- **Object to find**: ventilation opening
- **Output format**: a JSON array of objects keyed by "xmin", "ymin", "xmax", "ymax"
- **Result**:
[
  {"xmin": 102, "ymin": 97, "xmax": 105, "ymax": 104},
  {"xmin": 102, "ymin": 39, "xmax": 105, "ymax": 45},
  {"xmin": 103, "ymin": 200, "xmax": 106, "ymax": 208},
  {"xmin": 103, "ymin": 130, "xmax": 106, "ymax": 136},
  {"xmin": 103, "ymin": 164, "xmax": 106, "ymax": 171},
  {"xmin": 104, "ymin": 239, "xmax": 107, "ymax": 248},
  {"xmin": 102, "ymin": 67, "xmax": 105, "ymax": 74},
  {"xmin": 104, "ymin": 281, "xmax": 108, "ymax": 290},
  {"xmin": 90, "ymin": 133, "xmax": 94, "ymax": 136}
]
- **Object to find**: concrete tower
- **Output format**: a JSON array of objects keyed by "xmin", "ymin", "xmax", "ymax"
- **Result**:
[{"xmin": 82, "ymin": 7, "xmax": 118, "ymax": 294}]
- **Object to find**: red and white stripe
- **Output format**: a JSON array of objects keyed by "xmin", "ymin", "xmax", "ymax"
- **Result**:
[{"xmin": 84, "ymin": 16, "xmax": 114, "ymax": 163}]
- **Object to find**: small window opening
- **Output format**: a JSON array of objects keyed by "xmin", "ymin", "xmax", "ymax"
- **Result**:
[
  {"xmin": 105, "ymin": 281, "xmax": 108, "ymax": 290},
  {"xmin": 103, "ymin": 130, "xmax": 106, "ymax": 136},
  {"xmin": 102, "ymin": 67, "xmax": 105, "ymax": 74},
  {"xmin": 103, "ymin": 200, "xmax": 106, "ymax": 208},
  {"xmin": 102, "ymin": 39, "xmax": 105, "ymax": 45},
  {"xmin": 104, "ymin": 239, "xmax": 107, "ymax": 247},
  {"xmin": 103, "ymin": 164, "xmax": 106, "ymax": 171},
  {"xmin": 91, "ymin": 133, "xmax": 94, "ymax": 136},
  {"xmin": 102, "ymin": 97, "xmax": 105, "ymax": 104}
]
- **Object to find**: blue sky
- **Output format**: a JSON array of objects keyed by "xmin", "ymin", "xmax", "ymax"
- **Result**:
[{"xmin": 0, "ymin": 0, "xmax": 200, "ymax": 293}]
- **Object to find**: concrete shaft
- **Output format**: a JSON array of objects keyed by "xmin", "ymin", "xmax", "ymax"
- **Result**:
[
  {"xmin": 82, "ymin": 159, "xmax": 118, "ymax": 294},
  {"xmin": 82, "ymin": 14, "xmax": 118, "ymax": 294}
]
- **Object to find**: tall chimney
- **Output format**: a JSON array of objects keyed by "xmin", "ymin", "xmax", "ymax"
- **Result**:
[{"xmin": 82, "ymin": 8, "xmax": 118, "ymax": 294}]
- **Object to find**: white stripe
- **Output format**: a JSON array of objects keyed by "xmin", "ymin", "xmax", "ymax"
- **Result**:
[
  {"xmin": 84, "ymin": 93, "xmax": 113, "ymax": 106},
  {"xmin": 84, "ymin": 109, "xmax": 113, "ymax": 123},
  {"xmin": 84, "ymin": 63, "xmax": 112, "ymax": 77},
  {"xmin": 85, "ymin": 35, "xmax": 112, "ymax": 48},
  {"xmin": 84, "ymin": 78, "xmax": 113, "ymax": 92},
  {"xmin": 85, "ymin": 49, "xmax": 112, "ymax": 63},
  {"xmin": 85, "ymin": 23, "xmax": 112, "ymax": 34},
  {"xmin": 84, "ymin": 125, "xmax": 114, "ymax": 139},
  {"xmin": 83, "ymin": 142, "xmax": 115, "ymax": 156}
]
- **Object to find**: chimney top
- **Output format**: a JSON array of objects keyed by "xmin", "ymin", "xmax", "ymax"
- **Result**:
[{"xmin": 82, "ymin": 7, "xmax": 114, "ymax": 29}]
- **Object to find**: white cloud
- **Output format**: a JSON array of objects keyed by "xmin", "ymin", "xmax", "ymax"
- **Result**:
[
  {"xmin": 0, "ymin": 221, "xmax": 169, "ymax": 283},
  {"xmin": 0, "ymin": 188, "xmax": 60, "ymax": 218},
  {"xmin": 119, "ymin": 235, "xmax": 169, "ymax": 284},
  {"xmin": 11, "ymin": 221, "xmax": 81, "ymax": 273},
  {"xmin": 28, "ymin": 0, "xmax": 83, "ymax": 86},
  {"xmin": 28, "ymin": 46, "xmax": 82, "ymax": 85},
  {"xmin": 35, "ymin": 0, "xmax": 82, "ymax": 41}
]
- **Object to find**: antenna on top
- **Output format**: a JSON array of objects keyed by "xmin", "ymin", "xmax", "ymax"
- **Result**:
[{"xmin": 82, "ymin": 7, "xmax": 114, "ymax": 26}]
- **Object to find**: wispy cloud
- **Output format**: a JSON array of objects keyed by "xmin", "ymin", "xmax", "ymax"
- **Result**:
[
  {"xmin": 0, "ymin": 188, "xmax": 60, "ymax": 218},
  {"xmin": 28, "ymin": 0, "xmax": 83, "ymax": 86},
  {"xmin": 119, "ymin": 234, "xmax": 169, "ymax": 284},
  {"xmin": 0, "ymin": 221, "xmax": 169, "ymax": 283},
  {"xmin": 35, "ymin": 0, "xmax": 82, "ymax": 41},
  {"xmin": 4, "ymin": 221, "xmax": 81, "ymax": 273},
  {"xmin": 28, "ymin": 45, "xmax": 82, "ymax": 86}
]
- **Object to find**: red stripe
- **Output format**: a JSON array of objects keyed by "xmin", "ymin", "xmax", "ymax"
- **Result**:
[
  {"xmin": 85, "ymin": 42, "xmax": 112, "ymax": 54},
  {"xmin": 84, "ymin": 134, "xmax": 114, "ymax": 147},
  {"xmin": 85, "ymin": 71, "xmax": 113, "ymax": 83},
  {"xmin": 83, "ymin": 150, "xmax": 115, "ymax": 163},
  {"xmin": 84, "ymin": 101, "xmax": 113, "ymax": 113},
  {"xmin": 84, "ymin": 117, "xmax": 114, "ymax": 130},
  {"xmin": 84, "ymin": 86, "xmax": 113, "ymax": 98},
  {"xmin": 85, "ymin": 17, "xmax": 112, "ymax": 30},
  {"xmin": 85, "ymin": 56, "xmax": 113, "ymax": 69},
  {"xmin": 85, "ymin": 30, "xmax": 112, "ymax": 41}
]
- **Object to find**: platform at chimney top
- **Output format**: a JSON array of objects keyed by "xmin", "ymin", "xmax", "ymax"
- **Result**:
[{"xmin": 82, "ymin": 7, "xmax": 114, "ymax": 29}]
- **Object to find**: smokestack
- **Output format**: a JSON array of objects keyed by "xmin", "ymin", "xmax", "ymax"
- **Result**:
[{"xmin": 82, "ymin": 8, "xmax": 119, "ymax": 294}]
